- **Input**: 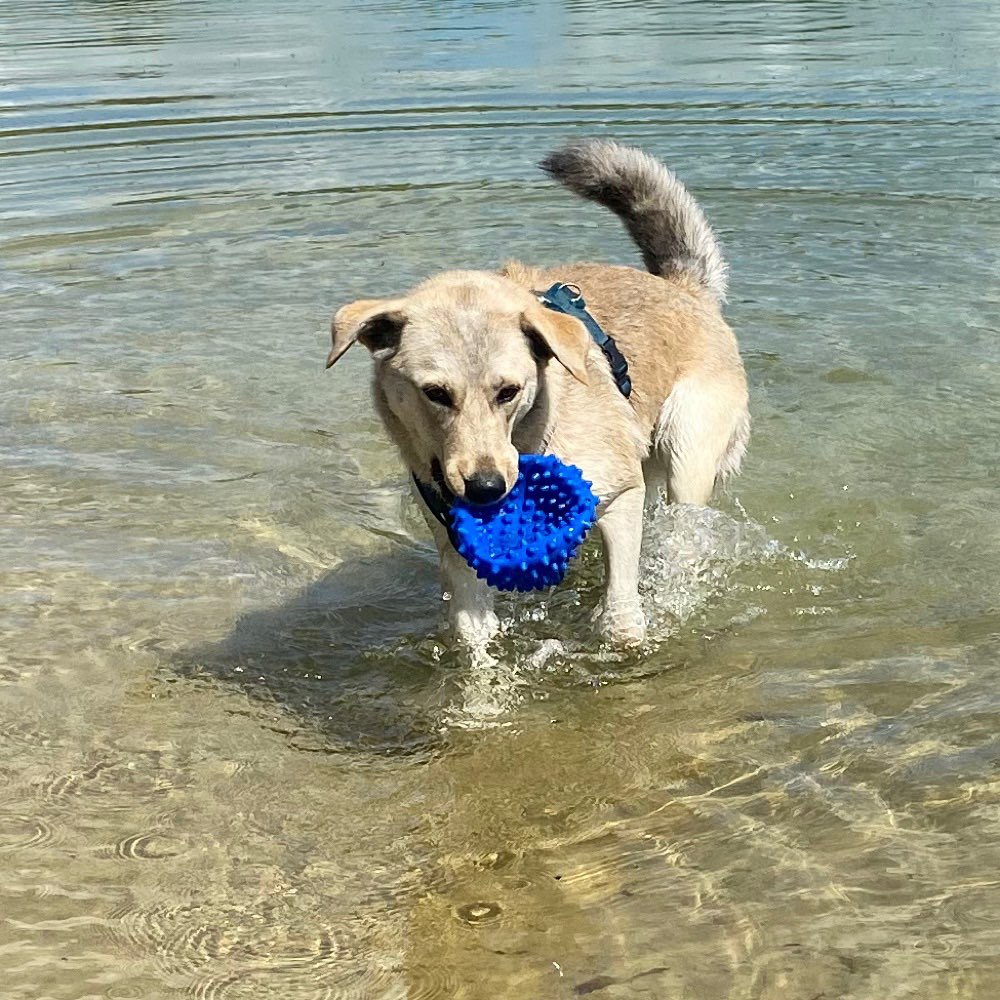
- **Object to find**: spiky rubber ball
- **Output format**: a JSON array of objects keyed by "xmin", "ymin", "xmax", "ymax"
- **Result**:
[{"xmin": 450, "ymin": 454, "xmax": 599, "ymax": 592}]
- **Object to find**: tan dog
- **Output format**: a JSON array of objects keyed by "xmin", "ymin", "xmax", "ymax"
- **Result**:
[{"xmin": 327, "ymin": 140, "xmax": 749, "ymax": 645}]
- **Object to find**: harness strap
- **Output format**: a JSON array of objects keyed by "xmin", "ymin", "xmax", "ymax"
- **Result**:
[
  {"xmin": 535, "ymin": 282, "xmax": 633, "ymax": 398},
  {"xmin": 413, "ymin": 467, "xmax": 459, "ymax": 548}
]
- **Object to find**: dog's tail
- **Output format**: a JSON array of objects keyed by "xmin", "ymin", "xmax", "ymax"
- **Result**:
[{"xmin": 540, "ymin": 138, "xmax": 728, "ymax": 304}]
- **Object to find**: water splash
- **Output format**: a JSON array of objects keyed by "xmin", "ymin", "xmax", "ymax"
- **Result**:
[
  {"xmin": 640, "ymin": 498, "xmax": 780, "ymax": 637},
  {"xmin": 441, "ymin": 499, "xmax": 850, "ymax": 724}
]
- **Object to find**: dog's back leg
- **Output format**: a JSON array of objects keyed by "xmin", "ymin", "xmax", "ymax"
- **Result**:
[{"xmin": 653, "ymin": 376, "xmax": 750, "ymax": 505}]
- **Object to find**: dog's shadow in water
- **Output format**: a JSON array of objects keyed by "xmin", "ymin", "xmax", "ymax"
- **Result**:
[
  {"xmin": 178, "ymin": 542, "xmax": 461, "ymax": 756},
  {"xmin": 176, "ymin": 515, "xmax": 641, "ymax": 752}
]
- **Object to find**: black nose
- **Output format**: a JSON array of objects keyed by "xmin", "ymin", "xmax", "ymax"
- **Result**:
[{"xmin": 463, "ymin": 471, "xmax": 506, "ymax": 505}]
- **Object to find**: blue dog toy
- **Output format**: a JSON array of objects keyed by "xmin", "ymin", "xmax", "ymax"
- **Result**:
[{"xmin": 449, "ymin": 454, "xmax": 599, "ymax": 592}]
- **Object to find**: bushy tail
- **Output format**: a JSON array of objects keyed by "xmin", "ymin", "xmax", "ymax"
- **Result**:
[{"xmin": 540, "ymin": 138, "xmax": 728, "ymax": 303}]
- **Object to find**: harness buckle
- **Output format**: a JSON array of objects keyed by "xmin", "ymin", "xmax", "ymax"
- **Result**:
[{"xmin": 536, "ymin": 282, "xmax": 632, "ymax": 398}]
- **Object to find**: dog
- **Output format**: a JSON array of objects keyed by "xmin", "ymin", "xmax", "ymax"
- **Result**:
[{"xmin": 326, "ymin": 139, "xmax": 749, "ymax": 646}]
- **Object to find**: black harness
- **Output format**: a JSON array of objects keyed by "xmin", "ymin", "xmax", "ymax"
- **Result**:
[
  {"xmin": 535, "ymin": 282, "xmax": 632, "ymax": 399},
  {"xmin": 414, "ymin": 282, "xmax": 631, "ymax": 535},
  {"xmin": 413, "ymin": 460, "xmax": 459, "ymax": 541}
]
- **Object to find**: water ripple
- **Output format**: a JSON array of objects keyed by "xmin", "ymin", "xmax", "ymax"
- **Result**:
[
  {"xmin": 99, "ymin": 832, "xmax": 186, "ymax": 861},
  {"xmin": 0, "ymin": 812, "xmax": 59, "ymax": 852},
  {"xmin": 107, "ymin": 898, "xmax": 393, "ymax": 998}
]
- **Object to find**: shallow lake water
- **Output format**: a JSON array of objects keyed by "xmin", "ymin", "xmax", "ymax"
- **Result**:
[{"xmin": 3, "ymin": 0, "xmax": 1000, "ymax": 996}]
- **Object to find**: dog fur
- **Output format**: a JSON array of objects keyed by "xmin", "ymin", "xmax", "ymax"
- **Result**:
[{"xmin": 327, "ymin": 139, "xmax": 749, "ymax": 645}]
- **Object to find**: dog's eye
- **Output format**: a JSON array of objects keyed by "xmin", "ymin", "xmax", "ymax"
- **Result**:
[
  {"xmin": 422, "ymin": 385, "xmax": 453, "ymax": 407},
  {"xmin": 496, "ymin": 385, "xmax": 521, "ymax": 405}
]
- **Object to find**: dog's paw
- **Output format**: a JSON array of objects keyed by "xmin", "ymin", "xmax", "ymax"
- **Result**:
[
  {"xmin": 449, "ymin": 607, "xmax": 501, "ymax": 646},
  {"xmin": 592, "ymin": 601, "xmax": 647, "ymax": 647}
]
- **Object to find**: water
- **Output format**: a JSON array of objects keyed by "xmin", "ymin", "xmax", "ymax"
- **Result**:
[{"xmin": 2, "ymin": 0, "xmax": 999, "ymax": 995}]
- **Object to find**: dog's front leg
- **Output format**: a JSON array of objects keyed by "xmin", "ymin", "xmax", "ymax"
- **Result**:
[
  {"xmin": 414, "ymin": 496, "xmax": 499, "ymax": 645},
  {"xmin": 594, "ymin": 486, "xmax": 646, "ymax": 645},
  {"xmin": 437, "ymin": 540, "xmax": 500, "ymax": 645},
  {"xmin": 414, "ymin": 485, "xmax": 499, "ymax": 645}
]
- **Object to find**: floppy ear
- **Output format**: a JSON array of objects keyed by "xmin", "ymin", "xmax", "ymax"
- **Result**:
[
  {"xmin": 520, "ymin": 303, "xmax": 590, "ymax": 385},
  {"xmin": 326, "ymin": 298, "xmax": 407, "ymax": 369}
]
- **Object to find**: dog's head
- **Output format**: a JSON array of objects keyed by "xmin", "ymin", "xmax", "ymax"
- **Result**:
[{"xmin": 327, "ymin": 271, "xmax": 590, "ymax": 504}]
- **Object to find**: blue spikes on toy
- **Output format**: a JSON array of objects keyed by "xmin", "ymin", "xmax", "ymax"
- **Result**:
[{"xmin": 449, "ymin": 454, "xmax": 599, "ymax": 592}]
